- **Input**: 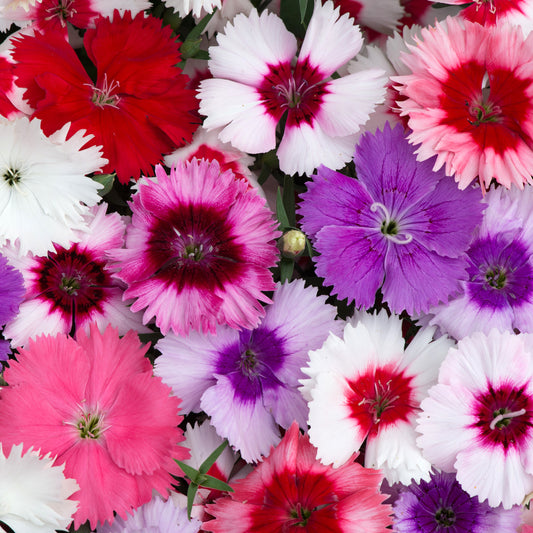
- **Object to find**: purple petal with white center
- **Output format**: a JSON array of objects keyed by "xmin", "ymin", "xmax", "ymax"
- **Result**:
[
  {"xmin": 313, "ymin": 225, "xmax": 386, "ymax": 308},
  {"xmin": 200, "ymin": 373, "xmax": 280, "ymax": 462}
]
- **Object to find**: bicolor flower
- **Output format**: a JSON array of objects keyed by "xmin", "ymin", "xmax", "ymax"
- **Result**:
[{"xmin": 198, "ymin": 0, "xmax": 386, "ymax": 175}]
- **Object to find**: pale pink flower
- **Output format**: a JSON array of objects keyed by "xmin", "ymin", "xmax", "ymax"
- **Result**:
[
  {"xmin": 394, "ymin": 17, "xmax": 533, "ymax": 191},
  {"xmin": 0, "ymin": 324, "xmax": 188, "ymax": 528}
]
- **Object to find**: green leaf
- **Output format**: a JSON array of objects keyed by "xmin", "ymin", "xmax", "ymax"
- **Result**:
[
  {"xmin": 199, "ymin": 440, "xmax": 229, "ymax": 475},
  {"xmin": 175, "ymin": 459, "xmax": 202, "ymax": 484},
  {"xmin": 279, "ymin": 257, "xmax": 294, "ymax": 283},
  {"xmin": 180, "ymin": 8, "xmax": 217, "ymax": 59},
  {"xmin": 196, "ymin": 474, "xmax": 234, "ymax": 492},
  {"xmin": 276, "ymin": 187, "xmax": 290, "ymax": 230},
  {"xmin": 186, "ymin": 482, "xmax": 199, "ymax": 519},
  {"xmin": 305, "ymin": 235, "xmax": 315, "ymax": 258},
  {"xmin": 282, "ymin": 174, "xmax": 296, "ymax": 227},
  {"xmin": 91, "ymin": 173, "xmax": 115, "ymax": 197},
  {"xmin": 299, "ymin": 0, "xmax": 308, "ymax": 22}
]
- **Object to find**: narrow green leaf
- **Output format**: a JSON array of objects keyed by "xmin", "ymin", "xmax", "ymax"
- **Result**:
[
  {"xmin": 299, "ymin": 0, "xmax": 308, "ymax": 22},
  {"xmin": 175, "ymin": 459, "xmax": 201, "ymax": 484},
  {"xmin": 282, "ymin": 175, "xmax": 296, "ymax": 227},
  {"xmin": 192, "ymin": 49, "xmax": 210, "ymax": 60},
  {"xmin": 279, "ymin": 257, "xmax": 294, "ymax": 283},
  {"xmin": 187, "ymin": 7, "xmax": 217, "ymax": 41},
  {"xmin": 305, "ymin": 235, "xmax": 315, "ymax": 257},
  {"xmin": 180, "ymin": 9, "xmax": 217, "ymax": 59},
  {"xmin": 196, "ymin": 474, "xmax": 234, "ymax": 493},
  {"xmin": 198, "ymin": 440, "xmax": 229, "ymax": 475},
  {"xmin": 276, "ymin": 187, "xmax": 290, "ymax": 230},
  {"xmin": 186, "ymin": 482, "xmax": 199, "ymax": 519},
  {"xmin": 91, "ymin": 173, "xmax": 115, "ymax": 197}
]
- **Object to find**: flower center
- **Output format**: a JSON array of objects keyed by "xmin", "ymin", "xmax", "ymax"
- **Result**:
[
  {"xmin": 45, "ymin": 0, "xmax": 75, "ymax": 25},
  {"xmin": 59, "ymin": 274, "xmax": 81, "ymax": 295},
  {"xmin": 473, "ymin": 383, "xmax": 532, "ymax": 449},
  {"xmin": 371, "ymin": 202, "xmax": 413, "ymax": 245},
  {"xmin": 77, "ymin": 412, "xmax": 103, "ymax": 439},
  {"xmin": 435, "ymin": 506, "xmax": 456, "ymax": 527},
  {"xmin": 91, "ymin": 76, "xmax": 121, "ymax": 108},
  {"xmin": 347, "ymin": 364, "xmax": 415, "ymax": 436},
  {"xmin": 240, "ymin": 349, "xmax": 259, "ymax": 378},
  {"xmin": 289, "ymin": 503, "xmax": 312, "ymax": 527},
  {"xmin": 466, "ymin": 72, "xmax": 502, "ymax": 126},
  {"xmin": 485, "ymin": 266, "xmax": 506, "ymax": 290},
  {"xmin": 3, "ymin": 167, "xmax": 21, "ymax": 186}
]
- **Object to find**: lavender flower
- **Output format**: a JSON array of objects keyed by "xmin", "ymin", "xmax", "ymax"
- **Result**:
[
  {"xmin": 298, "ymin": 123, "xmax": 484, "ymax": 314},
  {"xmin": 393, "ymin": 470, "xmax": 521, "ymax": 533},
  {"xmin": 0, "ymin": 253, "xmax": 24, "ymax": 360}
]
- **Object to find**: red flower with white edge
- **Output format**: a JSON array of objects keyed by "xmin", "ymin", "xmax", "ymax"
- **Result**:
[
  {"xmin": 12, "ymin": 11, "xmax": 199, "ymax": 183},
  {"xmin": 204, "ymin": 422, "xmax": 392, "ymax": 533},
  {"xmin": 394, "ymin": 17, "xmax": 533, "ymax": 191}
]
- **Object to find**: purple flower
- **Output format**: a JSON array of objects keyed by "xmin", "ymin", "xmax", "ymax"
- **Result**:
[
  {"xmin": 154, "ymin": 279, "xmax": 341, "ymax": 463},
  {"xmin": 429, "ymin": 186, "xmax": 533, "ymax": 338},
  {"xmin": 298, "ymin": 123, "xmax": 484, "ymax": 314},
  {"xmin": 393, "ymin": 470, "xmax": 521, "ymax": 533},
  {"xmin": 0, "ymin": 253, "xmax": 24, "ymax": 361}
]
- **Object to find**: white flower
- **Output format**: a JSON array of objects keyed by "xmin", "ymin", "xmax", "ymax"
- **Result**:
[
  {"xmin": 0, "ymin": 443, "xmax": 78, "ymax": 533},
  {"xmin": 301, "ymin": 310, "xmax": 453, "ymax": 485},
  {"xmin": 0, "ymin": 117, "xmax": 107, "ymax": 256}
]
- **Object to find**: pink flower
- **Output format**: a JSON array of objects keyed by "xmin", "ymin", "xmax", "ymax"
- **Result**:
[
  {"xmin": 417, "ymin": 329, "xmax": 533, "ymax": 509},
  {"xmin": 0, "ymin": 324, "xmax": 188, "ymax": 528},
  {"xmin": 113, "ymin": 159, "xmax": 279, "ymax": 336},
  {"xmin": 204, "ymin": 422, "xmax": 392, "ymax": 532},
  {"xmin": 198, "ymin": 0, "xmax": 386, "ymax": 175},
  {"xmin": 394, "ymin": 17, "xmax": 533, "ymax": 191}
]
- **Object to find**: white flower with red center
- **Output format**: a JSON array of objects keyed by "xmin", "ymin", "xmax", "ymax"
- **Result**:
[
  {"xmin": 394, "ymin": 17, "xmax": 533, "ymax": 191},
  {"xmin": 198, "ymin": 0, "xmax": 386, "ymax": 176},
  {"xmin": 301, "ymin": 310, "xmax": 453, "ymax": 484},
  {"xmin": 417, "ymin": 329, "xmax": 533, "ymax": 509}
]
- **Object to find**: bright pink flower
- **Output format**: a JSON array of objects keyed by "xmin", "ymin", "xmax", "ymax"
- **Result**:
[
  {"xmin": 11, "ymin": 11, "xmax": 199, "ymax": 183},
  {"xmin": 394, "ymin": 17, "xmax": 533, "ymax": 191},
  {"xmin": 204, "ymin": 422, "xmax": 392, "ymax": 532},
  {"xmin": 113, "ymin": 159, "xmax": 279, "ymax": 336},
  {"xmin": 0, "ymin": 324, "xmax": 188, "ymax": 529}
]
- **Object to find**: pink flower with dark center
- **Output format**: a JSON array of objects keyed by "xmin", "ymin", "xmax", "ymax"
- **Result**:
[
  {"xmin": 198, "ymin": 0, "xmax": 386, "ymax": 175},
  {"xmin": 417, "ymin": 329, "xmax": 533, "ymax": 508},
  {"xmin": 394, "ymin": 17, "xmax": 533, "ymax": 191}
]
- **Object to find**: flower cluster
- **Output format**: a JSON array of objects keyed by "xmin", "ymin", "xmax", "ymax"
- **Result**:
[{"xmin": 1, "ymin": 0, "xmax": 533, "ymax": 532}]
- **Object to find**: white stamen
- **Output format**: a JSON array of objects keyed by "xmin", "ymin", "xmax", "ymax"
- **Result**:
[
  {"xmin": 370, "ymin": 202, "xmax": 413, "ymax": 245},
  {"xmin": 490, "ymin": 408, "xmax": 526, "ymax": 430}
]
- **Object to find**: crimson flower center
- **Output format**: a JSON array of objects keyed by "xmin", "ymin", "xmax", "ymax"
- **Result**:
[
  {"xmin": 46, "ymin": 0, "xmax": 75, "ymax": 24},
  {"xmin": 91, "ymin": 77, "xmax": 121, "ymax": 108},
  {"xmin": 473, "ymin": 383, "xmax": 533, "ymax": 449},
  {"xmin": 346, "ymin": 364, "xmax": 415, "ymax": 436}
]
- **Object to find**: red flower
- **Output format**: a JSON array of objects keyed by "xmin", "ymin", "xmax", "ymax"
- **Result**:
[
  {"xmin": 204, "ymin": 423, "xmax": 392, "ymax": 533},
  {"xmin": 12, "ymin": 11, "xmax": 199, "ymax": 183}
]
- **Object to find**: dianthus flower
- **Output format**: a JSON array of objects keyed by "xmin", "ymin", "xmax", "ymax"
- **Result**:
[
  {"xmin": 0, "ymin": 324, "xmax": 188, "ymax": 528},
  {"xmin": 394, "ymin": 17, "xmax": 533, "ymax": 191},
  {"xmin": 198, "ymin": 0, "xmax": 386, "ymax": 175},
  {"xmin": 417, "ymin": 329, "xmax": 533, "ymax": 508},
  {"xmin": 155, "ymin": 279, "xmax": 340, "ymax": 462},
  {"xmin": 393, "ymin": 470, "xmax": 522, "ymax": 533},
  {"xmin": 301, "ymin": 310, "xmax": 453, "ymax": 484},
  {"xmin": 0, "ymin": 252, "xmax": 24, "ymax": 360},
  {"xmin": 298, "ymin": 123, "xmax": 483, "ymax": 314},
  {"xmin": 12, "ymin": 11, "xmax": 199, "ymax": 183},
  {"xmin": 204, "ymin": 422, "xmax": 393, "ymax": 532},
  {"xmin": 429, "ymin": 186, "xmax": 533, "ymax": 339},
  {"xmin": 114, "ymin": 159, "xmax": 279, "ymax": 336},
  {"xmin": 0, "ymin": 443, "xmax": 79, "ymax": 533},
  {"xmin": 3, "ymin": 203, "xmax": 147, "ymax": 348}
]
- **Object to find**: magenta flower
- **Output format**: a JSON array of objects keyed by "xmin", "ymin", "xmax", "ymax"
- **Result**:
[
  {"xmin": 114, "ymin": 159, "xmax": 279, "ymax": 336},
  {"xmin": 0, "ymin": 324, "xmax": 188, "ymax": 528},
  {"xmin": 204, "ymin": 422, "xmax": 392, "ymax": 532},
  {"xmin": 417, "ymin": 329, "xmax": 533, "ymax": 508},
  {"xmin": 198, "ymin": 0, "xmax": 386, "ymax": 175}
]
